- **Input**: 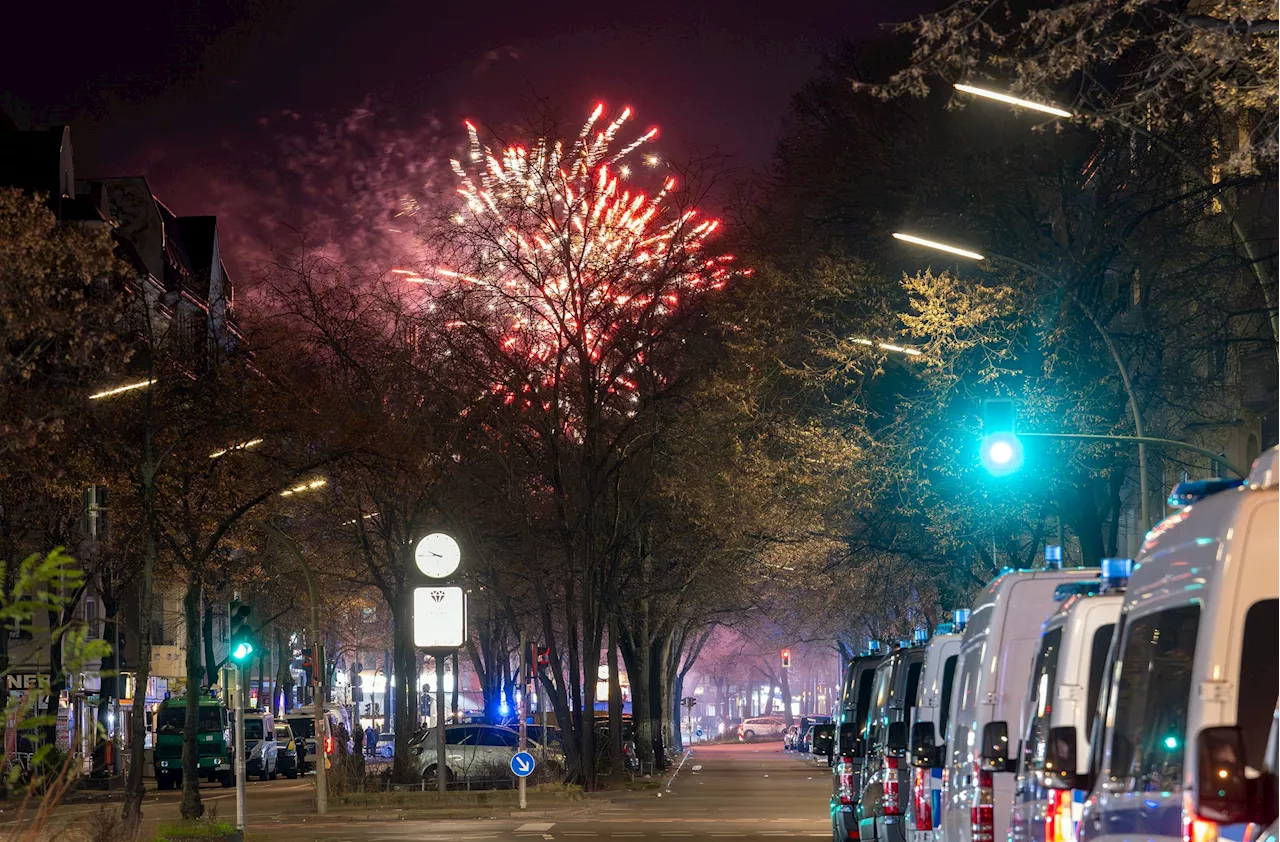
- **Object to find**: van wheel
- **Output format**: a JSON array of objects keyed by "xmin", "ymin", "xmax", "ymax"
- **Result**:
[
  {"xmin": 156, "ymin": 773, "xmax": 172, "ymax": 791},
  {"xmin": 286, "ymin": 768, "xmax": 297, "ymax": 780},
  {"xmin": 221, "ymin": 771, "xmax": 234, "ymax": 788},
  {"xmin": 269, "ymin": 768, "xmax": 278, "ymax": 781}
]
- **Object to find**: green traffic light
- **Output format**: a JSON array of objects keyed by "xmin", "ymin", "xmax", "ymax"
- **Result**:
[
  {"xmin": 1163, "ymin": 735, "xmax": 1179, "ymax": 750},
  {"xmin": 231, "ymin": 640, "xmax": 254, "ymax": 661},
  {"xmin": 980, "ymin": 432, "xmax": 1024, "ymax": 476}
]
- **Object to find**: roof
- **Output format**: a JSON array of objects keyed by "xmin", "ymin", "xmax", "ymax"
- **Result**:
[{"xmin": 0, "ymin": 127, "xmax": 66, "ymax": 196}]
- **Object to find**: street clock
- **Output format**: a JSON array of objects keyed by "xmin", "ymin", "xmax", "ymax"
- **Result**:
[{"xmin": 414, "ymin": 532, "xmax": 461, "ymax": 579}]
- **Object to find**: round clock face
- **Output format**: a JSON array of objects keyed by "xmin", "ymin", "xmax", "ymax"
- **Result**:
[{"xmin": 414, "ymin": 532, "xmax": 461, "ymax": 579}]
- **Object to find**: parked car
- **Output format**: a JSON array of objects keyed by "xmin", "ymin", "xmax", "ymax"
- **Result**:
[
  {"xmin": 1007, "ymin": 559, "xmax": 1129, "ymax": 842},
  {"xmin": 832, "ymin": 643, "xmax": 886, "ymax": 842},
  {"xmin": 738, "ymin": 717, "xmax": 787, "ymax": 741},
  {"xmin": 905, "ymin": 612, "xmax": 966, "ymax": 842},
  {"xmin": 374, "ymin": 732, "xmax": 395, "ymax": 758},
  {"xmin": 275, "ymin": 722, "xmax": 300, "ymax": 779},
  {"xmin": 937, "ymin": 564, "xmax": 1097, "ymax": 842},
  {"xmin": 858, "ymin": 633, "xmax": 930, "ymax": 842},
  {"xmin": 1079, "ymin": 451, "xmax": 1279, "ymax": 842},
  {"xmin": 244, "ymin": 711, "xmax": 278, "ymax": 781},
  {"xmin": 409, "ymin": 723, "xmax": 558, "ymax": 785}
]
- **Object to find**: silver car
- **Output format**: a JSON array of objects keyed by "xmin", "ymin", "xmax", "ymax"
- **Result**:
[{"xmin": 409, "ymin": 724, "xmax": 557, "ymax": 785}]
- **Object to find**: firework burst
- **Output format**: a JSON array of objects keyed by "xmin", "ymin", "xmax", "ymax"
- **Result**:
[{"xmin": 427, "ymin": 104, "xmax": 736, "ymax": 423}]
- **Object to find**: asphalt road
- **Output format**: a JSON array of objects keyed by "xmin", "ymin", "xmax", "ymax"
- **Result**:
[{"xmin": 10, "ymin": 741, "xmax": 833, "ymax": 841}]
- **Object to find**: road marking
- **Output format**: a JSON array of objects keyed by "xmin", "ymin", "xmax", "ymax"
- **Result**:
[
  {"xmin": 659, "ymin": 834, "xmax": 692, "ymax": 838},
  {"xmin": 562, "ymin": 834, "xmax": 597, "ymax": 838},
  {"xmin": 517, "ymin": 824, "xmax": 555, "ymax": 832},
  {"xmin": 609, "ymin": 834, "xmax": 643, "ymax": 838}
]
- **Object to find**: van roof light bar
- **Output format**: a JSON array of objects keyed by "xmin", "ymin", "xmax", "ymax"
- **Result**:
[
  {"xmin": 1052, "ymin": 581, "xmax": 1101, "ymax": 601},
  {"xmin": 912, "ymin": 628, "xmax": 929, "ymax": 645},
  {"xmin": 1168, "ymin": 478, "xmax": 1243, "ymax": 508},
  {"xmin": 1100, "ymin": 557, "xmax": 1133, "ymax": 592},
  {"xmin": 952, "ymin": 608, "xmax": 970, "ymax": 631}
]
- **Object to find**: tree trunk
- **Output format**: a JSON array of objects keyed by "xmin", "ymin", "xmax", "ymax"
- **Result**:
[
  {"xmin": 180, "ymin": 574, "xmax": 205, "ymax": 820},
  {"xmin": 274, "ymin": 628, "xmax": 294, "ymax": 713},
  {"xmin": 42, "ymin": 607, "xmax": 66, "ymax": 750},
  {"xmin": 121, "ymin": 463, "xmax": 157, "ymax": 829},
  {"xmin": 607, "ymin": 616, "xmax": 623, "ymax": 774},
  {"xmin": 203, "ymin": 600, "xmax": 218, "ymax": 688},
  {"xmin": 779, "ymin": 666, "xmax": 794, "ymax": 727},
  {"xmin": 390, "ymin": 586, "xmax": 418, "ymax": 783},
  {"xmin": 450, "ymin": 651, "xmax": 460, "ymax": 723}
]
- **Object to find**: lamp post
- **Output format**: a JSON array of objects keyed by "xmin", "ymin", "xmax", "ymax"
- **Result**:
[
  {"xmin": 952, "ymin": 82, "xmax": 1278, "ymax": 345},
  {"xmin": 893, "ymin": 231, "xmax": 1153, "ymax": 530}
]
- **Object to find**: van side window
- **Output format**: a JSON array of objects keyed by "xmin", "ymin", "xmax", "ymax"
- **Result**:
[
  {"xmin": 1105, "ymin": 605, "xmax": 1200, "ymax": 793},
  {"xmin": 1085, "ymin": 624, "xmax": 1115, "ymax": 742},
  {"xmin": 1238, "ymin": 599, "xmax": 1279, "ymax": 771},
  {"xmin": 855, "ymin": 666, "xmax": 877, "ymax": 739},
  {"xmin": 950, "ymin": 647, "xmax": 984, "ymax": 769},
  {"xmin": 1022, "ymin": 628, "xmax": 1063, "ymax": 771},
  {"xmin": 939, "ymin": 654, "xmax": 958, "ymax": 740},
  {"xmin": 903, "ymin": 661, "xmax": 923, "ymax": 722}
]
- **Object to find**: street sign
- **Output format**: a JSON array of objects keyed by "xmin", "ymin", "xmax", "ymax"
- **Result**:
[
  {"xmin": 511, "ymin": 751, "xmax": 536, "ymax": 778},
  {"xmin": 412, "ymin": 586, "xmax": 467, "ymax": 649}
]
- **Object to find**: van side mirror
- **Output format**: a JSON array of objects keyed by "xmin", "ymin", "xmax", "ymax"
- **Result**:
[
  {"xmin": 911, "ymin": 723, "xmax": 941, "ymax": 768},
  {"xmin": 980, "ymin": 721, "xmax": 1015, "ymax": 772},
  {"xmin": 887, "ymin": 722, "xmax": 908, "ymax": 756},
  {"xmin": 1041, "ymin": 726, "xmax": 1078, "ymax": 790},
  {"xmin": 1196, "ymin": 726, "xmax": 1278, "ymax": 825}
]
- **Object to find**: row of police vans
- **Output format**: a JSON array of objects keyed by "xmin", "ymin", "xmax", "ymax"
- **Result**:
[{"xmin": 829, "ymin": 447, "xmax": 1279, "ymax": 842}]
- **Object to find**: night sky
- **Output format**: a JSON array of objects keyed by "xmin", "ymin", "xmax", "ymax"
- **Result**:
[{"xmin": 2, "ymin": 0, "xmax": 928, "ymax": 272}]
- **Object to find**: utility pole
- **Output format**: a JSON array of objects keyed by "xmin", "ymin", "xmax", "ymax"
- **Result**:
[{"xmin": 234, "ymin": 664, "xmax": 247, "ymax": 831}]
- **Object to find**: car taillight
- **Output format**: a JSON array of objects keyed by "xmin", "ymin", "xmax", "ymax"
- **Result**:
[
  {"xmin": 884, "ymin": 756, "xmax": 901, "ymax": 816},
  {"xmin": 913, "ymin": 767, "xmax": 932, "ymax": 830},
  {"xmin": 839, "ymin": 756, "xmax": 856, "ymax": 805},
  {"xmin": 324, "ymin": 735, "xmax": 334, "ymax": 754},
  {"xmin": 1182, "ymin": 792, "xmax": 1219, "ymax": 842},
  {"xmin": 971, "ymin": 765, "xmax": 994, "ymax": 842}
]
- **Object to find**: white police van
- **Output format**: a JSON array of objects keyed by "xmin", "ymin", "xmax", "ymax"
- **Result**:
[
  {"xmin": 940, "ymin": 564, "xmax": 1097, "ymax": 842},
  {"xmin": 1008, "ymin": 558, "xmax": 1131, "ymax": 842},
  {"xmin": 1079, "ymin": 448, "xmax": 1279, "ymax": 842},
  {"xmin": 906, "ymin": 611, "xmax": 967, "ymax": 842}
]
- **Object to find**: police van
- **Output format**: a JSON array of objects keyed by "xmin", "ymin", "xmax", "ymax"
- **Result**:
[
  {"xmin": 832, "ymin": 642, "xmax": 885, "ymax": 842},
  {"xmin": 1008, "ymin": 558, "xmax": 1131, "ymax": 842},
  {"xmin": 858, "ymin": 631, "xmax": 931, "ymax": 842},
  {"xmin": 1079, "ymin": 448, "xmax": 1279, "ymax": 842},
  {"xmin": 906, "ymin": 611, "xmax": 967, "ymax": 842},
  {"xmin": 939, "ymin": 564, "xmax": 1097, "ymax": 842}
]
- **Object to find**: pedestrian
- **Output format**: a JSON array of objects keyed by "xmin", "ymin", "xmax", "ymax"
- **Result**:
[{"xmin": 365, "ymin": 725, "xmax": 377, "ymax": 758}]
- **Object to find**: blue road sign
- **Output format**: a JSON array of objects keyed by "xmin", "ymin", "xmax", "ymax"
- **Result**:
[{"xmin": 511, "ymin": 751, "xmax": 536, "ymax": 778}]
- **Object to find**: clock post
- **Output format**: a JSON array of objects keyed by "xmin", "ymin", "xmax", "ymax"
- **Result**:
[{"xmin": 411, "ymin": 532, "xmax": 464, "ymax": 795}]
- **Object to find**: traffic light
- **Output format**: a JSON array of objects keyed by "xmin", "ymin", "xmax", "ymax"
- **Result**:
[
  {"xmin": 781, "ymin": 648, "xmax": 792, "ymax": 669},
  {"xmin": 529, "ymin": 645, "xmax": 550, "ymax": 678},
  {"xmin": 980, "ymin": 398, "xmax": 1024, "ymax": 476},
  {"xmin": 354, "ymin": 671, "xmax": 363, "ymax": 703},
  {"xmin": 228, "ymin": 599, "xmax": 254, "ymax": 662}
]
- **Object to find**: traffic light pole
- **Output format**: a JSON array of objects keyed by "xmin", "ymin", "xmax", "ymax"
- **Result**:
[
  {"xmin": 235, "ymin": 663, "xmax": 247, "ymax": 832},
  {"xmin": 1017, "ymin": 432, "xmax": 1247, "ymax": 479}
]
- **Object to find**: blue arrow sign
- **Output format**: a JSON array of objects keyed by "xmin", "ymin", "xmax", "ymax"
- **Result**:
[{"xmin": 511, "ymin": 751, "xmax": 536, "ymax": 778}]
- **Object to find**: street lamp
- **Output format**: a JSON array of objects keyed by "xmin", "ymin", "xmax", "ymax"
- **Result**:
[
  {"xmin": 893, "ymin": 231, "xmax": 1152, "ymax": 530},
  {"xmin": 952, "ymin": 79, "xmax": 1280, "ymax": 373},
  {"xmin": 952, "ymin": 84, "xmax": 1073, "ymax": 118}
]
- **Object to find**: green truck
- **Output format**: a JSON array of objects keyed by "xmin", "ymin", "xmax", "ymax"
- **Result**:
[{"xmin": 153, "ymin": 696, "xmax": 233, "ymax": 789}]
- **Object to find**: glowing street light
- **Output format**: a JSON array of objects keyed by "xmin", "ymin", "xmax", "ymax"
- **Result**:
[
  {"xmin": 891, "ymin": 232, "xmax": 985, "ymax": 261},
  {"xmin": 88, "ymin": 379, "xmax": 155, "ymax": 400},
  {"xmin": 851, "ymin": 337, "xmax": 923, "ymax": 357},
  {"xmin": 953, "ymin": 84, "xmax": 1074, "ymax": 119},
  {"xmin": 280, "ymin": 478, "xmax": 327, "ymax": 497},
  {"xmin": 209, "ymin": 438, "xmax": 264, "ymax": 459}
]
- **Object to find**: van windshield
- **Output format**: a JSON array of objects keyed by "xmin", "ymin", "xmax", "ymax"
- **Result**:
[
  {"xmin": 157, "ymin": 706, "xmax": 224, "ymax": 735},
  {"xmin": 1106, "ymin": 605, "xmax": 1199, "ymax": 792},
  {"xmin": 245, "ymin": 720, "xmax": 264, "ymax": 740},
  {"xmin": 1022, "ymin": 628, "xmax": 1063, "ymax": 771},
  {"xmin": 288, "ymin": 718, "xmax": 315, "ymax": 739}
]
